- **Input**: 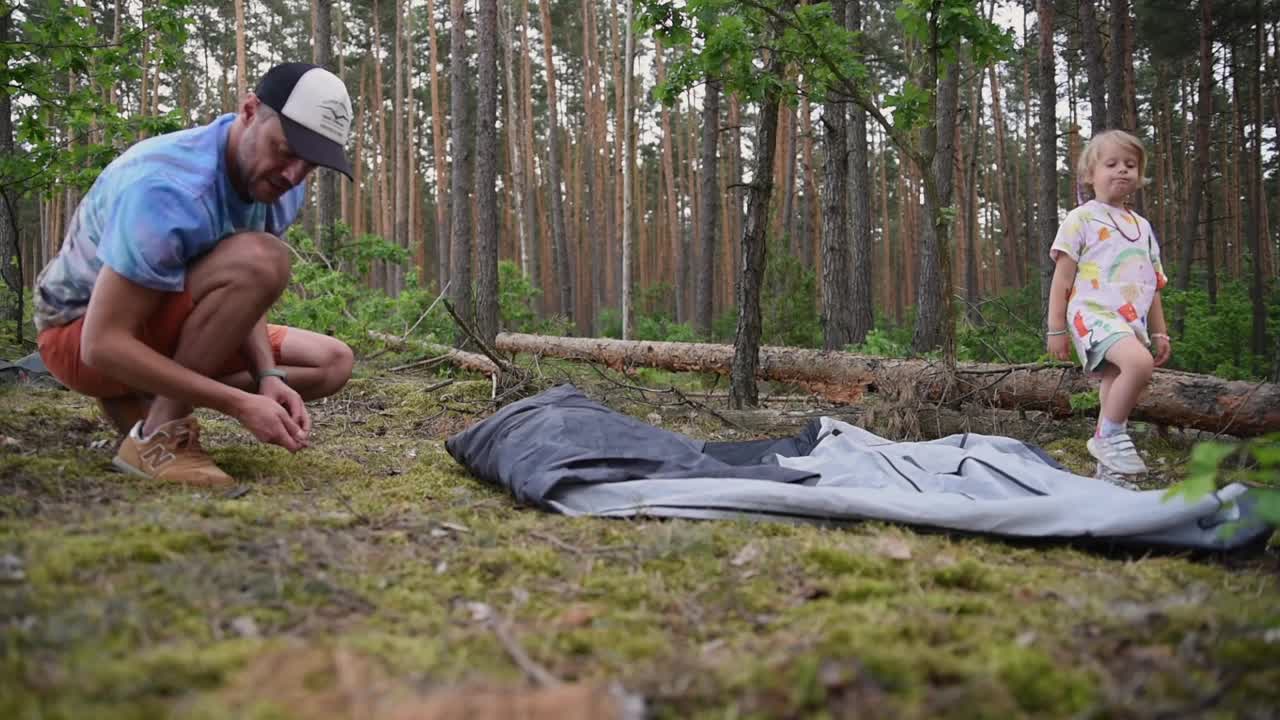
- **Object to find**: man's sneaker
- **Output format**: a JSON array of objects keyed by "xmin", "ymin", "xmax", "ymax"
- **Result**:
[
  {"xmin": 112, "ymin": 417, "xmax": 235, "ymax": 488},
  {"xmin": 1094, "ymin": 462, "xmax": 1140, "ymax": 491},
  {"xmin": 1087, "ymin": 432, "xmax": 1148, "ymax": 476}
]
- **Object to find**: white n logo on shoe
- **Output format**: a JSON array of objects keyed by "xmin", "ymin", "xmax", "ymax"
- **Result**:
[{"xmin": 140, "ymin": 443, "xmax": 176, "ymax": 468}]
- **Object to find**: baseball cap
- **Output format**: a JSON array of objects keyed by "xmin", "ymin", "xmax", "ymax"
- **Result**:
[{"xmin": 255, "ymin": 62, "xmax": 354, "ymax": 179}]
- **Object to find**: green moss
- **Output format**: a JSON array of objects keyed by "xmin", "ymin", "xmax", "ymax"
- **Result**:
[
  {"xmin": 931, "ymin": 559, "xmax": 998, "ymax": 592},
  {"xmin": 28, "ymin": 524, "xmax": 220, "ymax": 585},
  {"xmin": 804, "ymin": 546, "xmax": 893, "ymax": 578},
  {"xmin": 2, "ymin": 375, "xmax": 1278, "ymax": 718},
  {"xmin": 992, "ymin": 646, "xmax": 1096, "ymax": 714}
]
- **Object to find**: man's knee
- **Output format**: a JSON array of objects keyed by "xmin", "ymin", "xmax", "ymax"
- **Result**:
[
  {"xmin": 218, "ymin": 232, "xmax": 292, "ymax": 295},
  {"xmin": 330, "ymin": 339, "xmax": 355, "ymax": 387}
]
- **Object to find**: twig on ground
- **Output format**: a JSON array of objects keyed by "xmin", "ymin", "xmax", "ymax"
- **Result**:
[
  {"xmin": 333, "ymin": 491, "xmax": 371, "ymax": 526},
  {"xmin": 422, "ymin": 378, "xmax": 455, "ymax": 393},
  {"xmin": 442, "ymin": 300, "xmax": 515, "ymax": 375},
  {"xmin": 667, "ymin": 385, "xmax": 755, "ymax": 434},
  {"xmin": 400, "ymin": 280, "xmax": 451, "ymax": 342},
  {"xmin": 489, "ymin": 618, "xmax": 561, "ymax": 687},
  {"xmin": 389, "ymin": 355, "xmax": 450, "ymax": 373},
  {"xmin": 528, "ymin": 530, "xmax": 632, "ymax": 557}
]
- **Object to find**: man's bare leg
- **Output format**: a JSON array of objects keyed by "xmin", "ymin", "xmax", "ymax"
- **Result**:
[
  {"xmin": 142, "ymin": 232, "xmax": 291, "ymax": 434},
  {"xmin": 216, "ymin": 327, "xmax": 354, "ymax": 400},
  {"xmin": 98, "ymin": 393, "xmax": 151, "ymax": 436}
]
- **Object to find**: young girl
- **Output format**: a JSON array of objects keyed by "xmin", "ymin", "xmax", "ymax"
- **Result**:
[{"xmin": 1047, "ymin": 130, "xmax": 1171, "ymax": 486}]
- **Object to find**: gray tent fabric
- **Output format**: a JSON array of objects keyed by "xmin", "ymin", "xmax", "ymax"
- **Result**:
[
  {"xmin": 444, "ymin": 385, "xmax": 1274, "ymax": 552},
  {"xmin": 0, "ymin": 352, "xmax": 62, "ymax": 389}
]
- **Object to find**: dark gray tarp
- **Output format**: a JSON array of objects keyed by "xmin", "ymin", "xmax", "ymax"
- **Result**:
[
  {"xmin": 0, "ymin": 352, "xmax": 61, "ymax": 388},
  {"xmin": 445, "ymin": 385, "xmax": 1273, "ymax": 552}
]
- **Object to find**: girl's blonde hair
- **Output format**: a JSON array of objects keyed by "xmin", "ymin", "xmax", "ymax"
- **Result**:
[{"xmin": 1076, "ymin": 129, "xmax": 1149, "ymax": 191}]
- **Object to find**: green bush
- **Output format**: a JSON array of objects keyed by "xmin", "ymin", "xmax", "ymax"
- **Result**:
[
  {"xmin": 761, "ymin": 238, "xmax": 822, "ymax": 348},
  {"xmin": 1161, "ymin": 280, "xmax": 1279, "ymax": 379},
  {"xmin": 272, "ymin": 226, "xmax": 453, "ymax": 352}
]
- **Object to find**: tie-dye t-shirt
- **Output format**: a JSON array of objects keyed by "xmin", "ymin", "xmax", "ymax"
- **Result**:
[
  {"xmin": 33, "ymin": 113, "xmax": 305, "ymax": 332},
  {"xmin": 1049, "ymin": 199, "xmax": 1168, "ymax": 368}
]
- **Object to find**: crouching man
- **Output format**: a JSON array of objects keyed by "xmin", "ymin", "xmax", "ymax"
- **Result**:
[{"xmin": 33, "ymin": 63, "xmax": 357, "ymax": 488}]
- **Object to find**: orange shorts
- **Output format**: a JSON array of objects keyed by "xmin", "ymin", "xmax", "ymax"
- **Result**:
[{"xmin": 37, "ymin": 289, "xmax": 288, "ymax": 399}]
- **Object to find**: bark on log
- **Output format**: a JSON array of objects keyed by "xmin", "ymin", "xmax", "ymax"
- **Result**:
[
  {"xmin": 494, "ymin": 333, "xmax": 1280, "ymax": 436},
  {"xmin": 370, "ymin": 331, "xmax": 500, "ymax": 377},
  {"xmin": 710, "ymin": 405, "xmax": 1055, "ymax": 441}
]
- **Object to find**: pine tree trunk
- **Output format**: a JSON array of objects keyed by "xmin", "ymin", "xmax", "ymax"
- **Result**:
[
  {"xmin": 424, "ymin": 0, "xmax": 449, "ymax": 290},
  {"xmin": 0, "ymin": 8, "xmax": 20, "ymax": 344},
  {"xmin": 821, "ymin": 0, "xmax": 852, "ymax": 352},
  {"xmin": 501, "ymin": 1, "xmax": 530, "ymax": 280},
  {"xmin": 535, "ymin": 0, "xmax": 569, "ymax": 321},
  {"xmin": 448, "ymin": 0, "xmax": 474, "ymax": 337},
  {"xmin": 731, "ymin": 13, "xmax": 792, "ymax": 409},
  {"xmin": 1206, "ymin": 165, "xmax": 1218, "ymax": 310},
  {"xmin": 581, "ymin": 0, "xmax": 605, "ymax": 330},
  {"xmin": 965, "ymin": 69, "xmax": 984, "ymax": 324},
  {"xmin": 373, "ymin": 0, "xmax": 394, "ymax": 289},
  {"xmin": 800, "ymin": 96, "xmax": 816, "ymax": 271},
  {"xmin": 656, "ymin": 40, "xmax": 683, "ymax": 325},
  {"xmin": 312, "ymin": 0, "xmax": 337, "ymax": 256},
  {"xmin": 682, "ymin": 95, "xmax": 699, "ymax": 322},
  {"xmin": 353, "ymin": 59, "xmax": 367, "ymax": 244},
  {"xmin": 988, "ymin": 65, "xmax": 1020, "ymax": 288},
  {"xmin": 911, "ymin": 15, "xmax": 959, "ymax": 358},
  {"xmin": 728, "ymin": 94, "xmax": 743, "ymax": 318},
  {"xmin": 1080, "ymin": 0, "xmax": 1107, "ymax": 132},
  {"xmin": 1176, "ymin": 0, "xmax": 1213, "ymax": 338},
  {"xmin": 847, "ymin": 0, "xmax": 872, "ymax": 344},
  {"xmin": 391, "ymin": 0, "xmax": 408, "ymax": 293},
  {"xmin": 696, "ymin": 81, "xmax": 721, "ymax": 337},
  {"xmin": 233, "ymin": 0, "xmax": 246, "ymax": 100},
  {"xmin": 1038, "ymin": 0, "xmax": 1059, "ymax": 327},
  {"xmin": 518, "ymin": 0, "xmax": 540, "ymax": 298},
  {"xmin": 1250, "ymin": 0, "xmax": 1267, "ymax": 361},
  {"xmin": 1107, "ymin": 0, "xmax": 1128, "ymax": 131},
  {"xmin": 620, "ymin": 0, "xmax": 636, "ymax": 339},
  {"xmin": 473, "ymin": 0, "xmax": 499, "ymax": 342}
]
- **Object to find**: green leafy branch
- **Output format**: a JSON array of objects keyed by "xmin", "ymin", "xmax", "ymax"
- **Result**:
[{"xmin": 1166, "ymin": 434, "xmax": 1280, "ymax": 526}]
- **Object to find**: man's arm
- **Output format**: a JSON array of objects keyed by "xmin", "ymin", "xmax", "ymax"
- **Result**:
[
  {"xmin": 242, "ymin": 316, "xmax": 275, "ymax": 378},
  {"xmin": 79, "ymin": 266, "xmax": 252, "ymax": 416}
]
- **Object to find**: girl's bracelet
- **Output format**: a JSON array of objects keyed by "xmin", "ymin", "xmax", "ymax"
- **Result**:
[
  {"xmin": 1046, "ymin": 329, "xmax": 1068, "ymax": 337},
  {"xmin": 1151, "ymin": 332, "xmax": 1170, "ymax": 341}
]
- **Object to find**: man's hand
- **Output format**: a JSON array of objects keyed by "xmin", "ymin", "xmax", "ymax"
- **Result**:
[
  {"xmin": 259, "ymin": 375, "xmax": 311, "ymax": 445},
  {"xmin": 235, "ymin": 390, "xmax": 309, "ymax": 452}
]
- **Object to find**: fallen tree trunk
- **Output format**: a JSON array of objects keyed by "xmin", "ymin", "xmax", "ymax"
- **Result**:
[
  {"xmin": 495, "ymin": 333, "xmax": 1280, "ymax": 437},
  {"xmin": 369, "ymin": 331, "xmax": 500, "ymax": 377},
  {"xmin": 710, "ymin": 404, "xmax": 1060, "ymax": 441}
]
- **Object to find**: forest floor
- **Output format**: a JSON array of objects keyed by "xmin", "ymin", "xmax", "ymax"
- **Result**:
[{"xmin": 1, "ymin": 339, "xmax": 1278, "ymax": 719}]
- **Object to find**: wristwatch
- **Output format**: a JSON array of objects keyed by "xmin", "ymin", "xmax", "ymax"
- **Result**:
[{"xmin": 255, "ymin": 368, "xmax": 289, "ymax": 386}]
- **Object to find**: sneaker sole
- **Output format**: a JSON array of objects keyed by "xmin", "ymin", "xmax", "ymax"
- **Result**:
[
  {"xmin": 111, "ymin": 456, "xmax": 153, "ymax": 480},
  {"xmin": 111, "ymin": 456, "xmax": 236, "ymax": 489},
  {"xmin": 1087, "ymin": 437, "xmax": 1147, "ymax": 476}
]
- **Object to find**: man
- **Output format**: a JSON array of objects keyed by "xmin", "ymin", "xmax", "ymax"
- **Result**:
[{"xmin": 34, "ymin": 62, "xmax": 356, "ymax": 488}]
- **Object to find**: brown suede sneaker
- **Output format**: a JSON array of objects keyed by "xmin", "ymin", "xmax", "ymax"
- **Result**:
[{"xmin": 112, "ymin": 417, "xmax": 235, "ymax": 488}]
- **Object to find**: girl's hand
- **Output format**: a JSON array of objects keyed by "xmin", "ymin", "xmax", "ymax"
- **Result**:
[
  {"xmin": 1152, "ymin": 335, "xmax": 1171, "ymax": 366},
  {"xmin": 1047, "ymin": 334, "xmax": 1071, "ymax": 361}
]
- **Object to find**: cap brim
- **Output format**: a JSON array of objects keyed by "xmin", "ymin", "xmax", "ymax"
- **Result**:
[{"xmin": 279, "ymin": 114, "xmax": 353, "ymax": 180}]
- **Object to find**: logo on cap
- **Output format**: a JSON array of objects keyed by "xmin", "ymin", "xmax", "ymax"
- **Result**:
[{"xmin": 318, "ymin": 99, "xmax": 351, "ymax": 136}]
